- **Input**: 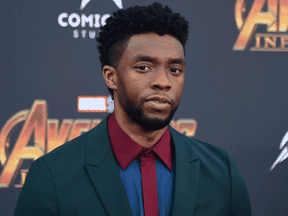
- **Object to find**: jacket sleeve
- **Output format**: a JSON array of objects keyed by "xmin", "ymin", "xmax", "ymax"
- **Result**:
[
  {"xmin": 226, "ymin": 152, "xmax": 252, "ymax": 216},
  {"xmin": 14, "ymin": 158, "xmax": 59, "ymax": 216}
]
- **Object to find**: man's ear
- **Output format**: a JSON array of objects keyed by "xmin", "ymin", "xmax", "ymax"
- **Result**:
[{"xmin": 102, "ymin": 65, "xmax": 117, "ymax": 91}]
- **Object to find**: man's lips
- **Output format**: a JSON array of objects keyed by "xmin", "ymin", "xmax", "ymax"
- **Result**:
[
  {"xmin": 146, "ymin": 100, "xmax": 171, "ymax": 110},
  {"xmin": 145, "ymin": 95, "xmax": 171, "ymax": 104}
]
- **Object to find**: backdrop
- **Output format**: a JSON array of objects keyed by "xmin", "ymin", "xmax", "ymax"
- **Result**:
[{"xmin": 0, "ymin": 0, "xmax": 288, "ymax": 215}]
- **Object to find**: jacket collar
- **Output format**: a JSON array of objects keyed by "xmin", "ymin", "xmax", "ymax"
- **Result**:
[{"xmin": 85, "ymin": 113, "xmax": 200, "ymax": 216}]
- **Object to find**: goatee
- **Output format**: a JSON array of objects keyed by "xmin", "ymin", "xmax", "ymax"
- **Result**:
[{"xmin": 119, "ymin": 97, "xmax": 179, "ymax": 131}]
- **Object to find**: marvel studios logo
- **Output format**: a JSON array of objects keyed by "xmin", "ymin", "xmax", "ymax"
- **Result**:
[
  {"xmin": 58, "ymin": 13, "xmax": 110, "ymax": 39},
  {"xmin": 57, "ymin": 0, "xmax": 123, "ymax": 39}
]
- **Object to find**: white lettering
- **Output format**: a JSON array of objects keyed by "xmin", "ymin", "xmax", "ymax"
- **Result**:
[
  {"xmin": 81, "ymin": 14, "xmax": 93, "ymax": 28},
  {"xmin": 101, "ymin": 14, "xmax": 111, "ymax": 26},
  {"xmin": 68, "ymin": 13, "xmax": 81, "ymax": 27},
  {"xmin": 89, "ymin": 31, "xmax": 96, "ymax": 39},
  {"xmin": 58, "ymin": 13, "xmax": 68, "ymax": 27},
  {"xmin": 81, "ymin": 30, "xmax": 87, "ymax": 38},
  {"xmin": 94, "ymin": 14, "xmax": 101, "ymax": 28},
  {"xmin": 73, "ymin": 30, "xmax": 79, "ymax": 38}
]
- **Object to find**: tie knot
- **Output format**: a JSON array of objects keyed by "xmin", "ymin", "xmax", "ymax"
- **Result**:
[{"xmin": 136, "ymin": 148, "xmax": 156, "ymax": 160}]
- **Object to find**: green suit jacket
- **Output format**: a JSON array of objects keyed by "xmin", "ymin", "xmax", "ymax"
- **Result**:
[{"xmin": 14, "ymin": 113, "xmax": 252, "ymax": 216}]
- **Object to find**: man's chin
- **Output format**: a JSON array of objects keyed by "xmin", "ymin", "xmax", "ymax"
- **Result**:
[
  {"xmin": 137, "ymin": 114, "xmax": 172, "ymax": 131},
  {"xmin": 123, "ymin": 103, "xmax": 177, "ymax": 131}
]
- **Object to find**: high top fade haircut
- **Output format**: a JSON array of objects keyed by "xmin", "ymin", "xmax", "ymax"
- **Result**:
[{"xmin": 96, "ymin": 2, "xmax": 189, "ymax": 100}]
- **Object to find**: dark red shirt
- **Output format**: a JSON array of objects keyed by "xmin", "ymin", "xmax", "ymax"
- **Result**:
[{"xmin": 108, "ymin": 111, "xmax": 172, "ymax": 171}]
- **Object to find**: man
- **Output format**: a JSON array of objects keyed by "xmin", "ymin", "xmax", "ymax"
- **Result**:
[{"xmin": 14, "ymin": 2, "xmax": 252, "ymax": 216}]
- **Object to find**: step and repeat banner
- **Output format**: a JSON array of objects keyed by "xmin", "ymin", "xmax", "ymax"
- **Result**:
[{"xmin": 0, "ymin": 0, "xmax": 287, "ymax": 215}]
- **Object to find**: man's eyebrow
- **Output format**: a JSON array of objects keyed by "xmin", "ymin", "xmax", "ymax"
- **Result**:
[
  {"xmin": 132, "ymin": 55, "xmax": 185, "ymax": 65},
  {"xmin": 132, "ymin": 55, "xmax": 154, "ymax": 63},
  {"xmin": 170, "ymin": 57, "xmax": 185, "ymax": 65}
]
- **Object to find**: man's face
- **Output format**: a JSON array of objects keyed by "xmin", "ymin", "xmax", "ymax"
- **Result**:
[{"xmin": 114, "ymin": 32, "xmax": 185, "ymax": 131}]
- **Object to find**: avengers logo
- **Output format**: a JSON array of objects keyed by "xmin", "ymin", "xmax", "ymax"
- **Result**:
[
  {"xmin": 234, "ymin": 0, "xmax": 288, "ymax": 51},
  {"xmin": 0, "ymin": 100, "xmax": 197, "ymax": 188}
]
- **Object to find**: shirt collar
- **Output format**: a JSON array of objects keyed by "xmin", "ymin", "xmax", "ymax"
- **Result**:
[{"xmin": 108, "ymin": 112, "xmax": 172, "ymax": 171}]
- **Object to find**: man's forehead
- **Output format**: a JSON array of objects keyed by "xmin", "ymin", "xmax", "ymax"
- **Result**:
[
  {"xmin": 128, "ymin": 33, "xmax": 183, "ymax": 47},
  {"xmin": 124, "ymin": 33, "xmax": 185, "ymax": 59}
]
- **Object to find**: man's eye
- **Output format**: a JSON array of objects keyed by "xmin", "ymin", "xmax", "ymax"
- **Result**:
[
  {"xmin": 170, "ymin": 68, "xmax": 182, "ymax": 74},
  {"xmin": 136, "ymin": 66, "xmax": 149, "ymax": 71}
]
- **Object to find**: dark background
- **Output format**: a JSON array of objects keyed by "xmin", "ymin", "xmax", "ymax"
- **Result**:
[{"xmin": 0, "ymin": 0, "xmax": 287, "ymax": 215}]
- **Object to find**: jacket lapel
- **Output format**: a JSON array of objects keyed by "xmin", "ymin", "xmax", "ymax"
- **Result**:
[
  {"xmin": 168, "ymin": 125, "xmax": 200, "ymax": 216},
  {"xmin": 84, "ymin": 114, "xmax": 133, "ymax": 216}
]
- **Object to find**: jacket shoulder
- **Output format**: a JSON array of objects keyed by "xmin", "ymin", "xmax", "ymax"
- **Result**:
[
  {"xmin": 34, "ymin": 127, "xmax": 94, "ymax": 172},
  {"xmin": 174, "ymin": 129, "xmax": 229, "ymax": 167},
  {"xmin": 189, "ymin": 138, "xmax": 228, "ymax": 158}
]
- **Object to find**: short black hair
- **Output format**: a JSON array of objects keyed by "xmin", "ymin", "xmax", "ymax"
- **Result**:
[{"xmin": 96, "ymin": 2, "xmax": 189, "ymax": 100}]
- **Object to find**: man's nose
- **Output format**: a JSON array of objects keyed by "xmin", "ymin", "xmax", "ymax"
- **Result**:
[{"xmin": 151, "ymin": 68, "xmax": 172, "ymax": 91}]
